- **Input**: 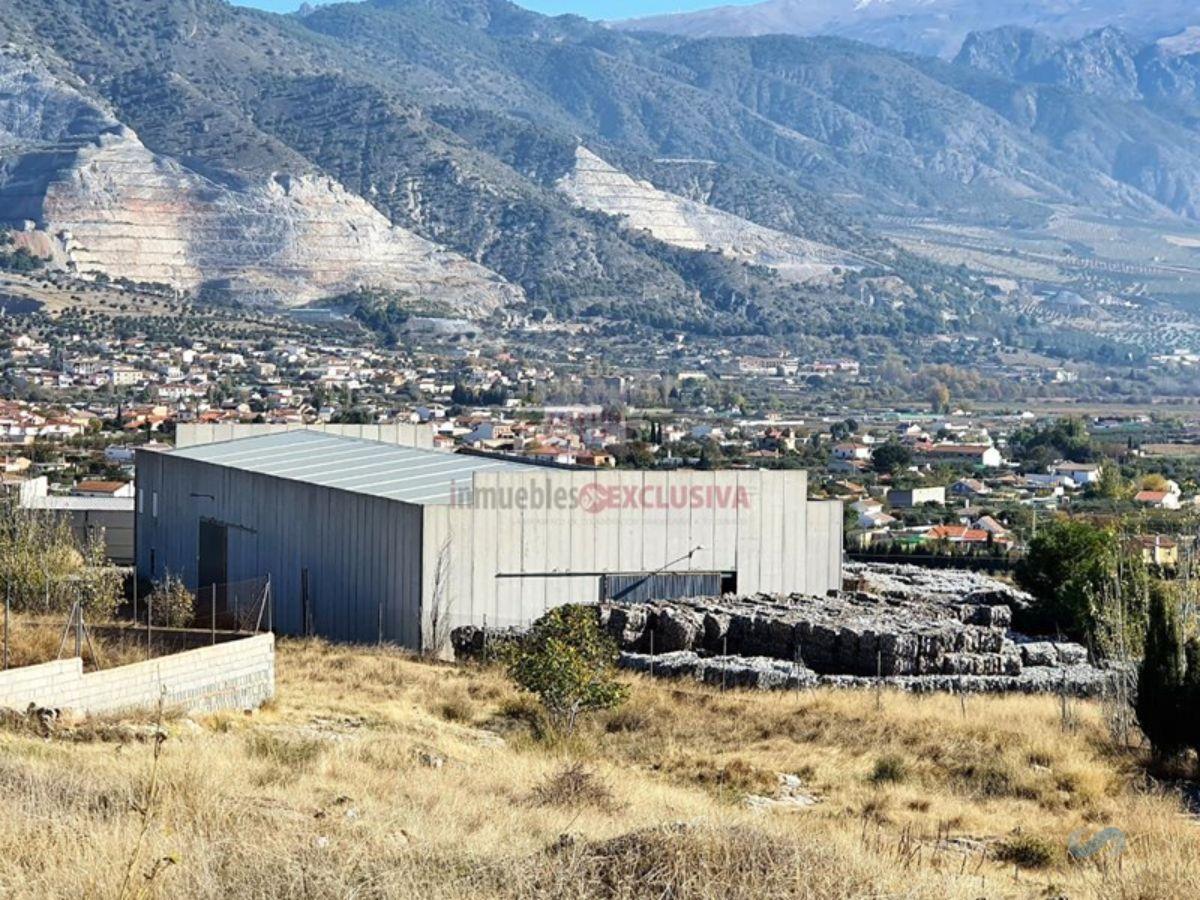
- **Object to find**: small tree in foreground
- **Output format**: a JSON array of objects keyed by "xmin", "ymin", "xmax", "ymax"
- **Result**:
[
  {"xmin": 505, "ymin": 605, "xmax": 628, "ymax": 736},
  {"xmin": 1134, "ymin": 583, "xmax": 1200, "ymax": 766},
  {"xmin": 147, "ymin": 573, "xmax": 195, "ymax": 628}
]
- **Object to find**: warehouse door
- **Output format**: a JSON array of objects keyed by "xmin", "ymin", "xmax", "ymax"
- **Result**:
[
  {"xmin": 198, "ymin": 520, "xmax": 229, "ymax": 611},
  {"xmin": 603, "ymin": 571, "xmax": 723, "ymax": 603}
]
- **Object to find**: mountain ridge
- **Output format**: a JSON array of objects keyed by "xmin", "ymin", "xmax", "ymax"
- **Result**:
[
  {"xmin": 1, "ymin": 0, "xmax": 1199, "ymax": 344},
  {"xmin": 615, "ymin": 0, "xmax": 1200, "ymax": 60}
]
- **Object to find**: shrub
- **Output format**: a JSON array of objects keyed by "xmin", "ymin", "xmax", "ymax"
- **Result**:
[
  {"xmin": 504, "ymin": 605, "xmax": 628, "ymax": 737},
  {"xmin": 995, "ymin": 832, "xmax": 1061, "ymax": 869},
  {"xmin": 438, "ymin": 693, "xmax": 474, "ymax": 723},
  {"xmin": 869, "ymin": 754, "xmax": 908, "ymax": 785},
  {"xmin": 147, "ymin": 573, "xmax": 195, "ymax": 628},
  {"xmin": 0, "ymin": 501, "xmax": 121, "ymax": 618},
  {"xmin": 530, "ymin": 763, "xmax": 618, "ymax": 812},
  {"xmin": 244, "ymin": 732, "xmax": 326, "ymax": 769}
]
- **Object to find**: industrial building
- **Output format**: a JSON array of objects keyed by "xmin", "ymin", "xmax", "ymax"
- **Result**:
[
  {"xmin": 18, "ymin": 478, "xmax": 135, "ymax": 565},
  {"xmin": 135, "ymin": 431, "xmax": 843, "ymax": 651}
]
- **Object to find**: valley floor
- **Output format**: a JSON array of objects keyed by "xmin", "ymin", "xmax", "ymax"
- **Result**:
[{"xmin": 0, "ymin": 639, "xmax": 1196, "ymax": 898}]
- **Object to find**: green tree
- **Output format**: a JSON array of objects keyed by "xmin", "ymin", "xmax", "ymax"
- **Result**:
[
  {"xmin": 1011, "ymin": 418, "xmax": 1093, "ymax": 465},
  {"xmin": 929, "ymin": 382, "xmax": 951, "ymax": 414},
  {"xmin": 1014, "ymin": 519, "xmax": 1119, "ymax": 642},
  {"xmin": 1135, "ymin": 584, "xmax": 1188, "ymax": 761},
  {"xmin": 872, "ymin": 440, "xmax": 912, "ymax": 475},
  {"xmin": 0, "ymin": 500, "xmax": 122, "ymax": 618},
  {"xmin": 505, "ymin": 605, "xmax": 628, "ymax": 736},
  {"xmin": 1089, "ymin": 464, "xmax": 1128, "ymax": 501}
]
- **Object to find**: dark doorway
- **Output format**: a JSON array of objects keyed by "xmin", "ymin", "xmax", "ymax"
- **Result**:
[{"xmin": 198, "ymin": 520, "xmax": 229, "ymax": 612}]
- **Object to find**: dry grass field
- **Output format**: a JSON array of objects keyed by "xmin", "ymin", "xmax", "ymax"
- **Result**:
[{"xmin": 0, "ymin": 638, "xmax": 1197, "ymax": 899}]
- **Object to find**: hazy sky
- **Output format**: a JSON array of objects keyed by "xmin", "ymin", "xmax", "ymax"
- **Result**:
[{"xmin": 238, "ymin": 0, "xmax": 754, "ymax": 19}]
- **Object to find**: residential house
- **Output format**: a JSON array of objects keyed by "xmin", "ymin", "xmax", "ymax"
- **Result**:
[
  {"xmin": 1051, "ymin": 462, "xmax": 1102, "ymax": 485},
  {"xmin": 925, "ymin": 524, "xmax": 992, "ymax": 546},
  {"xmin": 913, "ymin": 444, "xmax": 1004, "ymax": 468},
  {"xmin": 949, "ymin": 478, "xmax": 990, "ymax": 500},
  {"xmin": 72, "ymin": 480, "xmax": 136, "ymax": 499},
  {"xmin": 1134, "ymin": 490, "xmax": 1181, "ymax": 510},
  {"xmin": 887, "ymin": 486, "xmax": 946, "ymax": 508},
  {"xmin": 828, "ymin": 457, "xmax": 870, "ymax": 476},
  {"xmin": 971, "ymin": 516, "xmax": 1014, "ymax": 546},
  {"xmin": 1131, "ymin": 535, "xmax": 1179, "ymax": 568},
  {"xmin": 858, "ymin": 509, "xmax": 897, "ymax": 529},
  {"xmin": 833, "ymin": 443, "xmax": 872, "ymax": 461}
]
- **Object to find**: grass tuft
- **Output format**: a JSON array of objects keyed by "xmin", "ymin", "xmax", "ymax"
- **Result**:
[
  {"xmin": 994, "ymin": 832, "xmax": 1063, "ymax": 869},
  {"xmin": 869, "ymin": 754, "xmax": 908, "ymax": 785},
  {"xmin": 529, "ymin": 762, "xmax": 619, "ymax": 813}
]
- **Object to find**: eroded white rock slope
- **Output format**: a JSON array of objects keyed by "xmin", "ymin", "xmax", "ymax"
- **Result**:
[
  {"xmin": 557, "ymin": 146, "xmax": 853, "ymax": 281},
  {"xmin": 0, "ymin": 50, "xmax": 521, "ymax": 314}
]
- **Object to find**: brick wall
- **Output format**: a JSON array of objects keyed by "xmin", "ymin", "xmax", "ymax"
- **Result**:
[{"xmin": 0, "ymin": 634, "xmax": 275, "ymax": 716}]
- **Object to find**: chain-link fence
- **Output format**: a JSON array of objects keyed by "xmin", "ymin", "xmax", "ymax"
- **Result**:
[
  {"xmin": 186, "ymin": 576, "xmax": 273, "ymax": 636},
  {"xmin": 130, "ymin": 574, "xmax": 273, "ymax": 644},
  {"xmin": 4, "ymin": 574, "xmax": 273, "ymax": 672}
]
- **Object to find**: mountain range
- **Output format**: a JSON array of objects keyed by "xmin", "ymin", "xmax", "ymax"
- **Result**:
[
  {"xmin": 617, "ymin": 0, "xmax": 1200, "ymax": 59},
  {"xmin": 1, "ymin": 0, "xmax": 1199, "ymax": 343}
]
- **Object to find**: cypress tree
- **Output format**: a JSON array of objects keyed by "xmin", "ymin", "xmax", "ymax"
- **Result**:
[
  {"xmin": 1183, "ymin": 637, "xmax": 1200, "ymax": 761},
  {"xmin": 1135, "ymin": 584, "xmax": 1187, "ymax": 760}
]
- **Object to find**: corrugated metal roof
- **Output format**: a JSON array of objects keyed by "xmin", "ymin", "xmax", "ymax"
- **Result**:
[{"xmin": 166, "ymin": 430, "xmax": 530, "ymax": 505}]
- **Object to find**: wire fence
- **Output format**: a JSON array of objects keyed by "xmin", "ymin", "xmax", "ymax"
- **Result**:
[{"xmin": 4, "ymin": 574, "xmax": 272, "ymax": 672}]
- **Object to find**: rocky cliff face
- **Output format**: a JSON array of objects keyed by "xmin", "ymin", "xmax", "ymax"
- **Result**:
[
  {"xmin": 0, "ymin": 50, "xmax": 522, "ymax": 313},
  {"xmin": 556, "ymin": 146, "xmax": 852, "ymax": 282}
]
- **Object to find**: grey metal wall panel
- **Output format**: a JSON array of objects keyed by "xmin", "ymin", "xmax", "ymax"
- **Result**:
[{"xmin": 135, "ymin": 452, "xmax": 423, "ymax": 646}]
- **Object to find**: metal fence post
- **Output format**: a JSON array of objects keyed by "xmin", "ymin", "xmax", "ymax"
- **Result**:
[
  {"xmin": 301, "ymin": 568, "xmax": 310, "ymax": 637},
  {"xmin": 147, "ymin": 590, "xmax": 153, "ymax": 658},
  {"xmin": 3, "ymin": 581, "xmax": 9, "ymax": 671},
  {"xmin": 211, "ymin": 583, "xmax": 217, "ymax": 646},
  {"xmin": 74, "ymin": 588, "xmax": 83, "ymax": 659}
]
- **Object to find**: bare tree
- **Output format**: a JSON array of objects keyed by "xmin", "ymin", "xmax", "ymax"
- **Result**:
[{"xmin": 425, "ymin": 536, "xmax": 454, "ymax": 658}]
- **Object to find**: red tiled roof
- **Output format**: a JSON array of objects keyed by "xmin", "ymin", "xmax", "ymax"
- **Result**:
[
  {"xmin": 74, "ymin": 480, "xmax": 128, "ymax": 494},
  {"xmin": 1134, "ymin": 491, "xmax": 1169, "ymax": 502}
]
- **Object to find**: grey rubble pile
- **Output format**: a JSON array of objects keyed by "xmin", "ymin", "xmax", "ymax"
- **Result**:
[
  {"xmin": 449, "ymin": 564, "xmax": 1120, "ymax": 696},
  {"xmin": 598, "ymin": 593, "xmax": 1023, "ymax": 676},
  {"xmin": 599, "ymin": 564, "xmax": 1115, "ymax": 696},
  {"xmin": 617, "ymin": 651, "xmax": 1114, "ymax": 696},
  {"xmin": 450, "ymin": 625, "xmax": 523, "ymax": 659},
  {"xmin": 841, "ymin": 562, "xmax": 1034, "ymax": 611}
]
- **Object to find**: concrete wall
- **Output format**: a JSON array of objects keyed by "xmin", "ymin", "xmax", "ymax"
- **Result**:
[
  {"xmin": 421, "ymin": 469, "xmax": 842, "ymax": 639},
  {"xmin": 0, "ymin": 634, "xmax": 275, "ymax": 716},
  {"xmin": 136, "ymin": 453, "xmax": 424, "ymax": 646},
  {"xmin": 175, "ymin": 422, "xmax": 435, "ymax": 450}
]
